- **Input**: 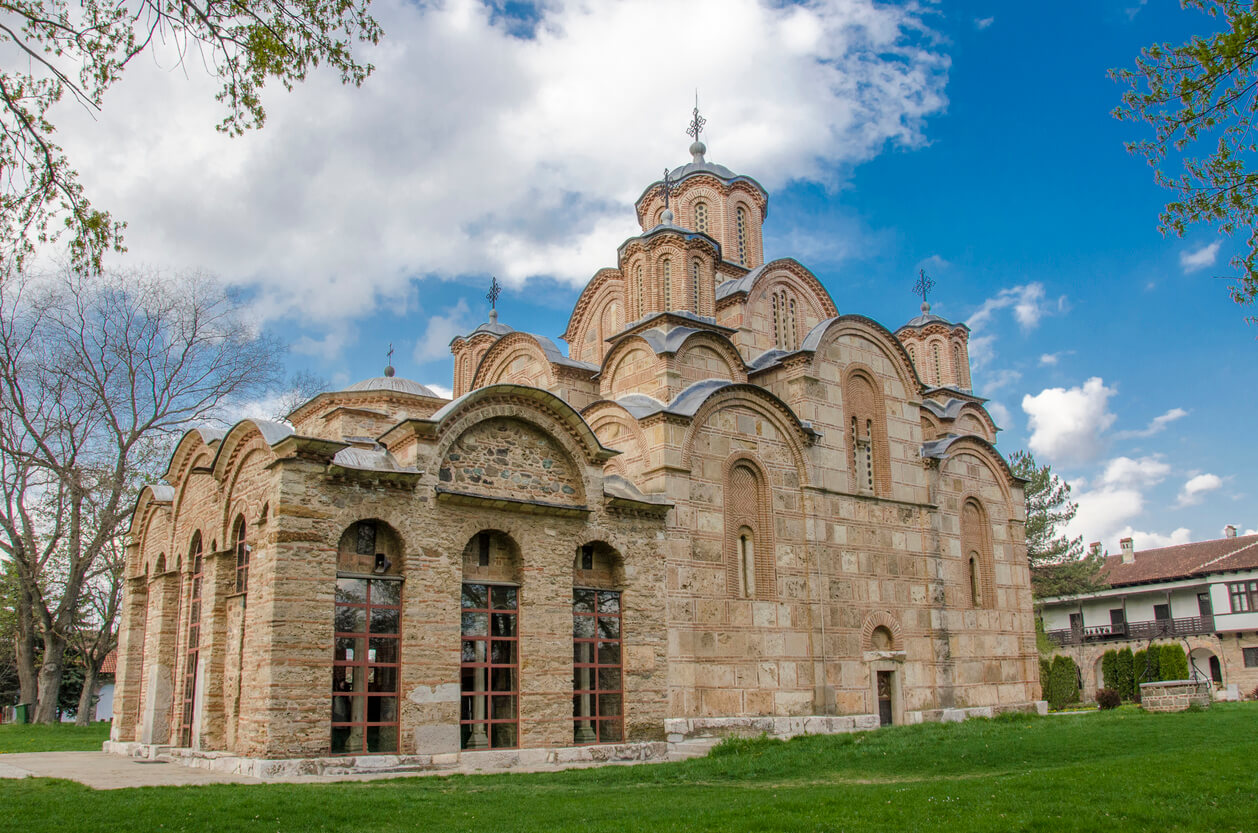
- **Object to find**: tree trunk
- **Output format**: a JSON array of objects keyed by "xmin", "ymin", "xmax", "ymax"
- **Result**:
[
  {"xmin": 75, "ymin": 662, "xmax": 100, "ymax": 726},
  {"xmin": 15, "ymin": 582, "xmax": 38, "ymax": 706},
  {"xmin": 33, "ymin": 632, "xmax": 66, "ymax": 724}
]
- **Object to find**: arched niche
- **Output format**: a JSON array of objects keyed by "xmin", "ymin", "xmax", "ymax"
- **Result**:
[
  {"xmin": 336, "ymin": 519, "xmax": 404, "ymax": 577},
  {"xmin": 573, "ymin": 540, "xmax": 625, "ymax": 589},
  {"xmin": 440, "ymin": 416, "xmax": 585, "ymax": 506},
  {"xmin": 460, "ymin": 529, "xmax": 523, "ymax": 585}
]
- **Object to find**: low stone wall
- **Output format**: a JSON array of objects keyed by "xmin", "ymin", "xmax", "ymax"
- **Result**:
[{"xmin": 1140, "ymin": 680, "xmax": 1211, "ymax": 712}]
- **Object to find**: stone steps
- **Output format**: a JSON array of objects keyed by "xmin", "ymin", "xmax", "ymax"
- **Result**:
[{"xmin": 667, "ymin": 738, "xmax": 721, "ymax": 761}]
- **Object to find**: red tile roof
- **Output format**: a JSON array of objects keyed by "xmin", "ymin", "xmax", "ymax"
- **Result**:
[
  {"xmin": 1100, "ymin": 534, "xmax": 1258, "ymax": 587},
  {"xmin": 99, "ymin": 650, "xmax": 118, "ymax": 675}
]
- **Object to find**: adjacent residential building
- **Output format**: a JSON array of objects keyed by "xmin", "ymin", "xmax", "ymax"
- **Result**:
[
  {"xmin": 1040, "ymin": 527, "xmax": 1258, "ymax": 700},
  {"xmin": 110, "ymin": 120, "xmax": 1041, "ymax": 768}
]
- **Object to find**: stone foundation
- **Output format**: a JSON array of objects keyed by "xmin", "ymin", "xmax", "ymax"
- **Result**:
[
  {"xmin": 1139, "ymin": 680, "xmax": 1211, "ymax": 712},
  {"xmin": 104, "ymin": 739, "xmax": 669, "ymax": 779}
]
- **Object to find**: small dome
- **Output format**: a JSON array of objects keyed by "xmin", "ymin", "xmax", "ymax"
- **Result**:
[
  {"xmin": 660, "ymin": 207, "xmax": 675, "ymax": 225},
  {"xmin": 342, "ymin": 376, "xmax": 439, "ymax": 397},
  {"xmin": 689, "ymin": 140, "xmax": 707, "ymax": 161}
]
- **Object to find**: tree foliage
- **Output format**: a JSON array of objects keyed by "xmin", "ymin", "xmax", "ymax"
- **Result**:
[
  {"xmin": 1112, "ymin": 0, "xmax": 1258, "ymax": 315},
  {"xmin": 0, "ymin": 266, "xmax": 284, "ymax": 721},
  {"xmin": 0, "ymin": 0, "xmax": 382, "ymax": 270},
  {"xmin": 1009, "ymin": 449, "xmax": 1104, "ymax": 598},
  {"xmin": 1045, "ymin": 655, "xmax": 1081, "ymax": 710}
]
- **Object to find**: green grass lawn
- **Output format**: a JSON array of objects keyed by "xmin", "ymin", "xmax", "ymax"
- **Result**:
[
  {"xmin": 0, "ymin": 721, "xmax": 110, "ymax": 753},
  {"xmin": 2, "ymin": 705, "xmax": 1256, "ymax": 832}
]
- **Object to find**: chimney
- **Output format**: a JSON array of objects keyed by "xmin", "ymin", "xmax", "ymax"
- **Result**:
[
  {"xmin": 1225, "ymin": 524, "xmax": 1238, "ymax": 539},
  {"xmin": 1119, "ymin": 537, "xmax": 1135, "ymax": 564},
  {"xmin": 1089, "ymin": 541, "xmax": 1102, "ymax": 557}
]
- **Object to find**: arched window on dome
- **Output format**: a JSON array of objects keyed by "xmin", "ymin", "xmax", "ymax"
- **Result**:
[
  {"xmin": 635, "ymin": 265, "xmax": 644, "ymax": 320},
  {"xmin": 771, "ymin": 290, "xmax": 798, "ymax": 351},
  {"xmin": 691, "ymin": 259, "xmax": 702, "ymax": 315},
  {"xmin": 736, "ymin": 207, "xmax": 748, "ymax": 266},
  {"xmin": 932, "ymin": 342, "xmax": 942, "ymax": 386},
  {"xmin": 953, "ymin": 343, "xmax": 963, "ymax": 387},
  {"xmin": 907, "ymin": 345, "xmax": 916, "ymax": 366},
  {"xmin": 695, "ymin": 201, "xmax": 709, "ymax": 234},
  {"xmin": 661, "ymin": 257, "xmax": 672, "ymax": 311}
]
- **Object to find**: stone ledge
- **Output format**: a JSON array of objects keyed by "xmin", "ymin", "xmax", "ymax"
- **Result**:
[{"xmin": 1140, "ymin": 679, "xmax": 1211, "ymax": 713}]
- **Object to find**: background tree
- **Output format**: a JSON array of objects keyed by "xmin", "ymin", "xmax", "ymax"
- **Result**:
[
  {"xmin": 0, "ymin": 0, "xmax": 381, "ymax": 271},
  {"xmin": 0, "ymin": 267, "xmax": 284, "ymax": 722},
  {"xmin": 1009, "ymin": 450, "xmax": 1105, "ymax": 598},
  {"xmin": 1112, "ymin": 0, "xmax": 1258, "ymax": 316}
]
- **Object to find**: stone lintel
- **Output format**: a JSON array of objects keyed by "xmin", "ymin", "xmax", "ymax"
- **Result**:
[
  {"xmin": 270, "ymin": 435, "xmax": 348, "ymax": 464},
  {"xmin": 323, "ymin": 466, "xmax": 423, "ymax": 489},
  {"xmin": 434, "ymin": 487, "xmax": 590, "ymax": 518},
  {"xmin": 378, "ymin": 418, "xmax": 439, "ymax": 449}
]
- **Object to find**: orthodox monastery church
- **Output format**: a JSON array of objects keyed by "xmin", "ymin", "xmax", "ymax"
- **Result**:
[{"xmin": 111, "ymin": 118, "xmax": 1041, "ymax": 771}]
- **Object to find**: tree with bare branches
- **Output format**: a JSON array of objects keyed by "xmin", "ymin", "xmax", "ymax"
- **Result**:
[
  {"xmin": 0, "ymin": 0, "xmax": 381, "ymax": 271},
  {"xmin": 0, "ymin": 267, "xmax": 283, "ymax": 722}
]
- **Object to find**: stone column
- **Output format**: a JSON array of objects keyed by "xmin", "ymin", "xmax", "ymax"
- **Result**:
[
  {"xmin": 139, "ymin": 570, "xmax": 180, "ymax": 744},
  {"xmin": 193, "ymin": 547, "xmax": 236, "ymax": 751},
  {"xmin": 110, "ymin": 575, "xmax": 148, "ymax": 742}
]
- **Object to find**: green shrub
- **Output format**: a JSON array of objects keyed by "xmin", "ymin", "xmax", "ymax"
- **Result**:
[
  {"xmin": 1048, "ymin": 655, "xmax": 1080, "ymax": 710},
  {"xmin": 1039, "ymin": 658, "xmax": 1052, "ymax": 701},
  {"xmin": 1159, "ymin": 643, "xmax": 1189, "ymax": 680},
  {"xmin": 1144, "ymin": 645, "xmax": 1161, "ymax": 681},
  {"xmin": 1116, "ymin": 648, "xmax": 1135, "ymax": 701},
  {"xmin": 1101, "ymin": 650, "xmax": 1119, "ymax": 693},
  {"xmin": 1095, "ymin": 688, "xmax": 1121, "ymax": 710}
]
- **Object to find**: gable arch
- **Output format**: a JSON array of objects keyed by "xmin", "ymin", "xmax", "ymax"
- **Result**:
[
  {"xmin": 937, "ymin": 437, "xmax": 1020, "ymax": 507},
  {"xmin": 600, "ymin": 336, "xmax": 664, "ymax": 399},
  {"xmin": 582, "ymin": 401, "xmax": 649, "ymax": 469},
  {"xmin": 743, "ymin": 260, "xmax": 839, "ymax": 320},
  {"xmin": 673, "ymin": 331, "xmax": 748, "ymax": 384},
  {"xmin": 860, "ymin": 611, "xmax": 904, "ymax": 652},
  {"xmin": 563, "ymin": 268, "xmax": 625, "ymax": 360},
  {"xmin": 471, "ymin": 332, "xmax": 558, "ymax": 391},
  {"xmin": 679, "ymin": 384, "xmax": 813, "ymax": 487},
  {"xmin": 806, "ymin": 315, "xmax": 922, "ymax": 399},
  {"xmin": 954, "ymin": 403, "xmax": 999, "ymax": 440}
]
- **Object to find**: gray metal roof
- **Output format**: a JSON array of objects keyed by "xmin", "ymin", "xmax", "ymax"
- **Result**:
[
  {"xmin": 342, "ymin": 377, "xmax": 439, "ymax": 397},
  {"xmin": 195, "ymin": 426, "xmax": 226, "ymax": 445},
  {"xmin": 922, "ymin": 398, "xmax": 967, "ymax": 420},
  {"xmin": 148, "ymin": 483, "xmax": 175, "ymax": 503},
  {"xmin": 331, "ymin": 446, "xmax": 417, "ymax": 474},
  {"xmin": 602, "ymin": 474, "xmax": 671, "ymax": 507},
  {"xmin": 249, "ymin": 419, "xmax": 296, "ymax": 446},
  {"xmin": 715, "ymin": 264, "xmax": 765, "ymax": 300},
  {"xmin": 746, "ymin": 348, "xmax": 792, "ymax": 372}
]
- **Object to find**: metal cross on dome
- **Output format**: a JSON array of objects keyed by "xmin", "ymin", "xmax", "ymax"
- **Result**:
[
  {"xmin": 913, "ymin": 268, "xmax": 935, "ymax": 305},
  {"xmin": 486, "ymin": 276, "xmax": 502, "ymax": 309},
  {"xmin": 387, "ymin": 343, "xmax": 394, "ymax": 364},
  {"xmin": 661, "ymin": 167, "xmax": 678, "ymax": 208},
  {"xmin": 687, "ymin": 93, "xmax": 706, "ymax": 143}
]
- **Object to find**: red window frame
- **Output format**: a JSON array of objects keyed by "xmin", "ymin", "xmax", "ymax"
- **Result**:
[
  {"xmin": 460, "ymin": 582, "xmax": 519, "ymax": 750},
  {"xmin": 331, "ymin": 577, "xmax": 401, "ymax": 754},
  {"xmin": 573, "ymin": 588, "xmax": 623, "ymax": 744},
  {"xmin": 179, "ymin": 539, "xmax": 203, "ymax": 747},
  {"xmin": 233, "ymin": 517, "xmax": 249, "ymax": 594}
]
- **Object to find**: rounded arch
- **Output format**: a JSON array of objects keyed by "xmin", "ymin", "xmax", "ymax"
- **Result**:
[
  {"xmin": 573, "ymin": 539, "xmax": 626, "ymax": 589},
  {"xmin": 960, "ymin": 495, "xmax": 995, "ymax": 609},
  {"xmin": 954, "ymin": 402, "xmax": 1000, "ymax": 439},
  {"xmin": 673, "ymin": 330, "xmax": 748, "ymax": 383},
  {"xmin": 336, "ymin": 518, "xmax": 404, "ymax": 576},
  {"xmin": 600, "ymin": 335, "xmax": 664, "ymax": 399},
  {"xmin": 722, "ymin": 451, "xmax": 775, "ymax": 599},
  {"xmin": 152, "ymin": 552, "xmax": 167, "ymax": 576},
  {"xmin": 843, "ymin": 363, "xmax": 893, "ymax": 497},
  {"xmin": 583, "ymin": 401, "xmax": 648, "ymax": 468},
  {"xmin": 186, "ymin": 530, "xmax": 203, "ymax": 574},
  {"xmin": 805, "ymin": 315, "xmax": 922, "ymax": 398},
  {"xmin": 940, "ymin": 438, "xmax": 1020, "ymax": 507},
  {"xmin": 563, "ymin": 268, "xmax": 625, "ymax": 355},
  {"xmin": 860, "ymin": 611, "xmax": 904, "ymax": 652},
  {"xmin": 470, "ymin": 332, "xmax": 558, "ymax": 392},
  {"xmin": 460, "ymin": 528, "xmax": 524, "ymax": 585},
  {"xmin": 679, "ymin": 384, "xmax": 814, "ymax": 487},
  {"xmin": 920, "ymin": 410, "xmax": 943, "ymax": 443}
]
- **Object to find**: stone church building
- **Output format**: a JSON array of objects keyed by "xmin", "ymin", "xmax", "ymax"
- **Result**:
[{"xmin": 110, "ymin": 126, "xmax": 1040, "ymax": 769}]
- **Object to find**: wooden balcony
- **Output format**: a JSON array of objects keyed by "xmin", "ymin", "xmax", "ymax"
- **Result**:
[{"xmin": 1046, "ymin": 615, "xmax": 1215, "ymax": 647}]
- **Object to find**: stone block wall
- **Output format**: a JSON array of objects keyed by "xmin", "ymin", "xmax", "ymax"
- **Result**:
[{"xmin": 1140, "ymin": 680, "xmax": 1211, "ymax": 712}]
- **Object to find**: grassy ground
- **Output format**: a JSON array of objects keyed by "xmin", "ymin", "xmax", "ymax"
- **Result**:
[
  {"xmin": 2, "ymin": 705, "xmax": 1256, "ymax": 833},
  {"xmin": 0, "ymin": 721, "xmax": 110, "ymax": 753}
]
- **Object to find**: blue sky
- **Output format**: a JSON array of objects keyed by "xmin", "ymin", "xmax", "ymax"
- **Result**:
[{"xmin": 61, "ymin": 0, "xmax": 1256, "ymax": 550}]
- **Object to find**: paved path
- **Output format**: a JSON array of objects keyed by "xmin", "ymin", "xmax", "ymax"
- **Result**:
[{"xmin": 0, "ymin": 751, "xmax": 262, "ymax": 789}]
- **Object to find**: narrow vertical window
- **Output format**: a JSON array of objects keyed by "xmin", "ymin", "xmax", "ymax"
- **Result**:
[
  {"xmin": 932, "ymin": 343, "xmax": 942, "ymax": 386},
  {"xmin": 736, "ymin": 207, "xmax": 748, "ymax": 266},
  {"xmin": 908, "ymin": 345, "xmax": 916, "ymax": 365},
  {"xmin": 787, "ymin": 298, "xmax": 797, "ymax": 350},
  {"xmin": 691, "ymin": 260, "xmax": 702, "ymax": 314},
  {"xmin": 461, "ymin": 583, "xmax": 518, "ymax": 749},
  {"xmin": 179, "ymin": 534, "xmax": 203, "ymax": 747},
  {"xmin": 332, "ymin": 576, "xmax": 400, "ymax": 754},
  {"xmin": 573, "ymin": 589, "xmax": 623, "ymax": 743},
  {"xmin": 953, "ymin": 344, "xmax": 963, "ymax": 386},
  {"xmin": 661, "ymin": 257, "xmax": 672, "ymax": 310},
  {"xmin": 635, "ymin": 265, "xmax": 644, "ymax": 319},
  {"xmin": 233, "ymin": 516, "xmax": 248, "ymax": 594},
  {"xmin": 695, "ymin": 201, "xmax": 709, "ymax": 233},
  {"xmin": 852, "ymin": 418, "xmax": 873, "ymax": 493},
  {"xmin": 739, "ymin": 530, "xmax": 755, "ymax": 598},
  {"xmin": 968, "ymin": 554, "xmax": 981, "ymax": 607},
  {"xmin": 772, "ymin": 293, "xmax": 781, "ymax": 347}
]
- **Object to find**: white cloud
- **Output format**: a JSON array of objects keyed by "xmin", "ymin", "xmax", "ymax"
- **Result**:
[
  {"xmin": 1245, "ymin": 528, "xmax": 1258, "ymax": 536},
  {"xmin": 1121, "ymin": 527, "xmax": 1192, "ymax": 551},
  {"xmin": 413, "ymin": 299, "xmax": 473, "ymax": 364},
  {"xmin": 1115, "ymin": 407, "xmax": 1189, "ymax": 439},
  {"xmin": 1021, "ymin": 377, "xmax": 1116, "ymax": 466},
  {"xmin": 57, "ymin": 0, "xmax": 951, "ymax": 324},
  {"xmin": 980, "ymin": 368, "xmax": 1021, "ymax": 393},
  {"xmin": 986, "ymin": 401, "xmax": 1011, "ymax": 430},
  {"xmin": 1065, "ymin": 457, "xmax": 1173, "ymax": 549},
  {"xmin": 1176, "ymin": 473, "xmax": 1223, "ymax": 507},
  {"xmin": 1180, "ymin": 241, "xmax": 1221, "ymax": 272},
  {"xmin": 426, "ymin": 383, "xmax": 454, "ymax": 400},
  {"xmin": 1039, "ymin": 350, "xmax": 1073, "ymax": 366},
  {"xmin": 967, "ymin": 283, "xmax": 1064, "ymax": 367},
  {"xmin": 974, "ymin": 17, "xmax": 995, "ymax": 29}
]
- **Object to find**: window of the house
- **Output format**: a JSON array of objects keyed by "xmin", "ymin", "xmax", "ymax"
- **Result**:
[
  {"xmin": 331, "ymin": 577, "xmax": 401, "ymax": 754},
  {"xmin": 573, "ymin": 588, "xmax": 623, "ymax": 744},
  {"xmin": 1244, "ymin": 647, "xmax": 1258, "ymax": 668},
  {"xmin": 179, "ymin": 534, "xmax": 203, "ymax": 747},
  {"xmin": 1154, "ymin": 603, "xmax": 1171, "ymax": 621},
  {"xmin": 736, "ymin": 207, "xmax": 748, "ymax": 266},
  {"xmin": 233, "ymin": 516, "xmax": 249, "ymax": 594},
  {"xmin": 461, "ymin": 583, "xmax": 519, "ymax": 749},
  {"xmin": 1229, "ymin": 580, "xmax": 1258, "ymax": 613},
  {"xmin": 695, "ymin": 201, "xmax": 708, "ymax": 233}
]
